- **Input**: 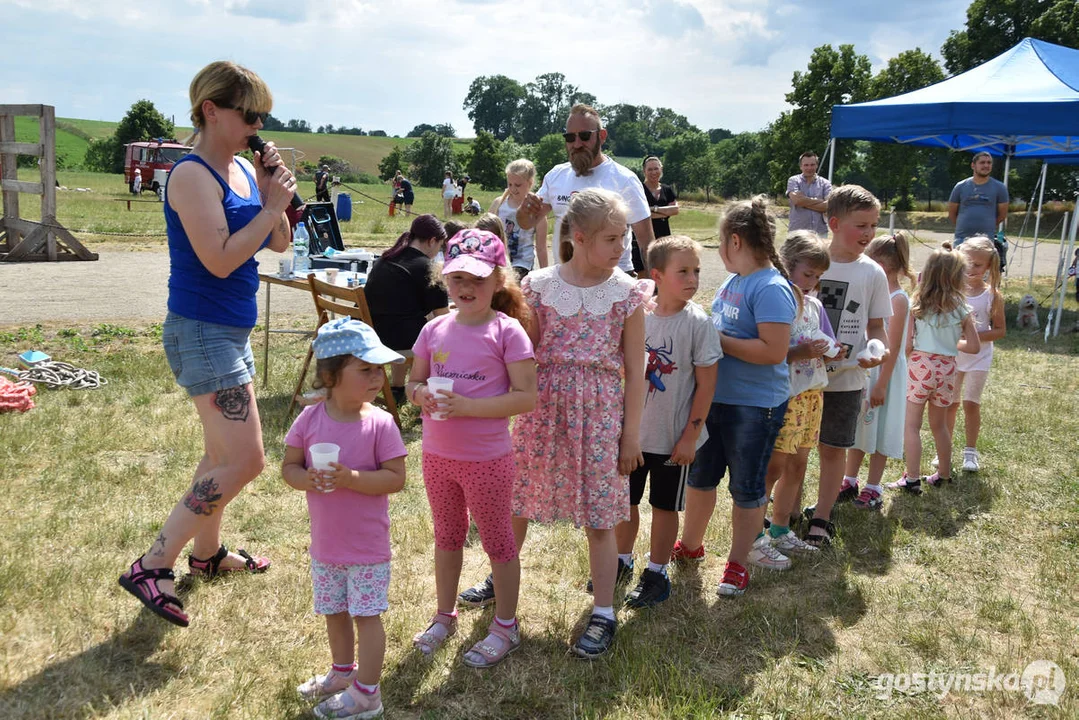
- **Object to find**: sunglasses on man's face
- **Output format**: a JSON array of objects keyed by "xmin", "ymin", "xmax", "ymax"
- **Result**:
[
  {"xmin": 563, "ymin": 130, "xmax": 598, "ymax": 143},
  {"xmin": 219, "ymin": 104, "xmax": 269, "ymax": 126}
]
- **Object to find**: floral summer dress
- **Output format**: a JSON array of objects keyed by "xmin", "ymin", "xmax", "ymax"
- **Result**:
[{"xmin": 512, "ymin": 265, "xmax": 653, "ymax": 529}]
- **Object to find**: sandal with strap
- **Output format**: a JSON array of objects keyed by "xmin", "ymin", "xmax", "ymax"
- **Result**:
[
  {"xmin": 188, "ymin": 544, "xmax": 271, "ymax": 578},
  {"xmin": 463, "ymin": 619, "xmax": 521, "ymax": 668},
  {"xmin": 118, "ymin": 556, "xmax": 189, "ymax": 627},
  {"xmin": 412, "ymin": 613, "xmax": 457, "ymax": 656},
  {"xmin": 802, "ymin": 517, "xmax": 836, "ymax": 549}
]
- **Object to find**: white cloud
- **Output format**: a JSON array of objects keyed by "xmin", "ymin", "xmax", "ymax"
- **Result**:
[{"xmin": 1, "ymin": 0, "xmax": 971, "ymax": 139}]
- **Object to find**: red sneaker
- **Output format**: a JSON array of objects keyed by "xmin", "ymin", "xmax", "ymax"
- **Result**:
[
  {"xmin": 717, "ymin": 561, "xmax": 749, "ymax": 597},
  {"xmin": 670, "ymin": 540, "xmax": 706, "ymax": 565}
]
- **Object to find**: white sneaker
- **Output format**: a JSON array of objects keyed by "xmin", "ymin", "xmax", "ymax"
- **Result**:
[
  {"xmin": 931, "ymin": 455, "xmax": 939, "ymax": 468},
  {"xmin": 747, "ymin": 534, "xmax": 792, "ymax": 571},
  {"xmin": 962, "ymin": 448, "xmax": 981, "ymax": 472},
  {"xmin": 771, "ymin": 530, "xmax": 820, "ymax": 555}
]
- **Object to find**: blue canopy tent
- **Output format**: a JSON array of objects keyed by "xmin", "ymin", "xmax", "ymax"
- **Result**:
[{"xmin": 827, "ymin": 38, "xmax": 1079, "ymax": 316}]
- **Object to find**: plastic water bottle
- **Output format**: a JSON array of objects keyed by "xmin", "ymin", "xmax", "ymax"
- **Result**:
[{"xmin": 293, "ymin": 222, "xmax": 311, "ymax": 275}]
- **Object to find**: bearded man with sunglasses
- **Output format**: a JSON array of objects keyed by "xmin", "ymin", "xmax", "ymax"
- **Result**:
[{"xmin": 517, "ymin": 104, "xmax": 654, "ymax": 273}]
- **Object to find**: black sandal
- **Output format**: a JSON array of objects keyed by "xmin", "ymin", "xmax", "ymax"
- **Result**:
[
  {"xmin": 188, "ymin": 544, "xmax": 271, "ymax": 578},
  {"xmin": 802, "ymin": 518, "xmax": 836, "ymax": 549},
  {"xmin": 118, "ymin": 556, "xmax": 189, "ymax": 627}
]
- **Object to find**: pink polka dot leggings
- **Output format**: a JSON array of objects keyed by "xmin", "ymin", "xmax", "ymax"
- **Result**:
[{"xmin": 421, "ymin": 452, "xmax": 519, "ymax": 564}]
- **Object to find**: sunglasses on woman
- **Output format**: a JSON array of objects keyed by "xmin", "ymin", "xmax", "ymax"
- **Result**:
[
  {"xmin": 219, "ymin": 104, "xmax": 269, "ymax": 126},
  {"xmin": 562, "ymin": 130, "xmax": 598, "ymax": 143}
]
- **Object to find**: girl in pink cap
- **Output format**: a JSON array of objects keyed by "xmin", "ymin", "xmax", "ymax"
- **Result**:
[{"xmin": 406, "ymin": 229, "xmax": 537, "ymax": 668}]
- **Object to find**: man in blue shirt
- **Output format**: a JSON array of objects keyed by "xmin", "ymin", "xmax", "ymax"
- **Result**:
[{"xmin": 948, "ymin": 152, "xmax": 1009, "ymax": 246}]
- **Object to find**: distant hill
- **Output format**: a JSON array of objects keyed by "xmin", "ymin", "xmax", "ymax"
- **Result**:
[{"xmin": 27, "ymin": 117, "xmax": 470, "ymax": 175}]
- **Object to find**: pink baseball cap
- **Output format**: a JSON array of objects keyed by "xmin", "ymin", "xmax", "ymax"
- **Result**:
[{"xmin": 442, "ymin": 228, "xmax": 507, "ymax": 278}]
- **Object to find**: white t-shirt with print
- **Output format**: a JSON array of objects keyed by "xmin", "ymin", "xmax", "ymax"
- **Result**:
[
  {"xmin": 818, "ymin": 254, "xmax": 892, "ymax": 392},
  {"xmin": 537, "ymin": 156, "xmax": 651, "ymax": 272},
  {"xmin": 496, "ymin": 200, "xmax": 536, "ymax": 271}
]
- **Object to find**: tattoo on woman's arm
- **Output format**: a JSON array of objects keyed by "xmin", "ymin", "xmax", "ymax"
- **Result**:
[
  {"xmin": 183, "ymin": 477, "xmax": 223, "ymax": 516},
  {"xmin": 214, "ymin": 386, "xmax": 250, "ymax": 422}
]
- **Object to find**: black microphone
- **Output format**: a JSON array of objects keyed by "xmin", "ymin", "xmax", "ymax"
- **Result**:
[{"xmin": 247, "ymin": 135, "xmax": 304, "ymax": 209}]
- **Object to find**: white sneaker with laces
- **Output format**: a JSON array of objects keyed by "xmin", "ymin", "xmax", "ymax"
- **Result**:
[
  {"xmin": 962, "ymin": 448, "xmax": 980, "ymax": 472},
  {"xmin": 771, "ymin": 530, "xmax": 820, "ymax": 555},
  {"xmin": 747, "ymin": 534, "xmax": 792, "ymax": 570}
]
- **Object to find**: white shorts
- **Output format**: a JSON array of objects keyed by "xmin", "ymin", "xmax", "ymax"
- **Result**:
[{"xmin": 956, "ymin": 369, "xmax": 989, "ymax": 405}]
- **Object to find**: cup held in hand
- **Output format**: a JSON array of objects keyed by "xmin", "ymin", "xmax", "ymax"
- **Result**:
[
  {"xmin": 425, "ymin": 377, "xmax": 454, "ymax": 421},
  {"xmin": 310, "ymin": 442, "xmax": 340, "ymax": 471}
]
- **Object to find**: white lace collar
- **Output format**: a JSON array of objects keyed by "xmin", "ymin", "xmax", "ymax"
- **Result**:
[{"xmin": 528, "ymin": 266, "xmax": 640, "ymax": 317}]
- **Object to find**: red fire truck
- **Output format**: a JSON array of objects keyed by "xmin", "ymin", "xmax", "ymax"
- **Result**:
[{"xmin": 124, "ymin": 139, "xmax": 191, "ymax": 200}]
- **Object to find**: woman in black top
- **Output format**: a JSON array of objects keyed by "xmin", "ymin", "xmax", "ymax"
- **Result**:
[
  {"xmin": 365, "ymin": 214, "xmax": 449, "ymax": 402},
  {"xmin": 632, "ymin": 156, "xmax": 680, "ymax": 272}
]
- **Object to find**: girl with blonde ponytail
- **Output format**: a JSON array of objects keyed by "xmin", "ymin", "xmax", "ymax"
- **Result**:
[
  {"xmin": 673, "ymin": 195, "xmax": 798, "ymax": 597},
  {"xmin": 488, "ymin": 159, "xmax": 548, "ymax": 279}
]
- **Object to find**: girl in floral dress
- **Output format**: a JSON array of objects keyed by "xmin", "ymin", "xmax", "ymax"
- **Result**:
[{"xmin": 511, "ymin": 188, "xmax": 651, "ymax": 659}]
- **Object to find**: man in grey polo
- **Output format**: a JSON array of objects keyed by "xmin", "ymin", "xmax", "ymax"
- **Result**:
[
  {"xmin": 786, "ymin": 151, "xmax": 831, "ymax": 235},
  {"xmin": 948, "ymin": 151, "xmax": 1009, "ymax": 246}
]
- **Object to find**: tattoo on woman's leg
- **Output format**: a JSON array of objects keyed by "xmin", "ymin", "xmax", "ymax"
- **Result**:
[
  {"xmin": 214, "ymin": 386, "xmax": 250, "ymax": 422},
  {"xmin": 183, "ymin": 477, "xmax": 223, "ymax": 516},
  {"xmin": 150, "ymin": 531, "xmax": 168, "ymax": 557}
]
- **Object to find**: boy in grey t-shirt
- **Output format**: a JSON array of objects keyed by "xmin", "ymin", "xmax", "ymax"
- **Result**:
[{"xmin": 615, "ymin": 237, "xmax": 721, "ymax": 609}]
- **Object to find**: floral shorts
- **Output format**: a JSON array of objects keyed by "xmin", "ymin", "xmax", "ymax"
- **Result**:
[
  {"xmin": 774, "ymin": 389, "xmax": 824, "ymax": 454},
  {"xmin": 310, "ymin": 558, "xmax": 391, "ymax": 617},
  {"xmin": 907, "ymin": 351, "xmax": 957, "ymax": 408}
]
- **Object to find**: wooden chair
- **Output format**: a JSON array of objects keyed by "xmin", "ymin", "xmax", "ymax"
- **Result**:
[{"xmin": 288, "ymin": 274, "xmax": 403, "ymax": 426}]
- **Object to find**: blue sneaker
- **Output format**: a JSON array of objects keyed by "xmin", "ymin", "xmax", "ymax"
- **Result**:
[{"xmin": 571, "ymin": 614, "xmax": 617, "ymax": 659}]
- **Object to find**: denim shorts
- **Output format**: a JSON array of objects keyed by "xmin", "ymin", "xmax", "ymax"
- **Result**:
[
  {"xmin": 819, "ymin": 389, "xmax": 864, "ymax": 448},
  {"xmin": 162, "ymin": 312, "xmax": 255, "ymax": 397},
  {"xmin": 687, "ymin": 401, "xmax": 788, "ymax": 509}
]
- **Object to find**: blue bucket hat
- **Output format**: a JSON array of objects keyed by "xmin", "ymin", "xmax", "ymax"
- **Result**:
[{"xmin": 313, "ymin": 318, "xmax": 405, "ymax": 364}]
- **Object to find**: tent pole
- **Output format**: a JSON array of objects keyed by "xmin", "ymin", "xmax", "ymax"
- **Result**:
[
  {"xmin": 1055, "ymin": 204, "xmax": 1078, "ymax": 337},
  {"xmin": 1029, "ymin": 161, "xmax": 1048, "ymax": 289},
  {"xmin": 889, "ymin": 211, "xmax": 895, "ymax": 235},
  {"xmin": 827, "ymin": 138, "xmax": 835, "ymax": 182}
]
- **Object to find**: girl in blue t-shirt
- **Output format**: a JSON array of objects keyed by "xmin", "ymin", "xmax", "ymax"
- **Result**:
[{"xmin": 673, "ymin": 196, "xmax": 797, "ymax": 597}]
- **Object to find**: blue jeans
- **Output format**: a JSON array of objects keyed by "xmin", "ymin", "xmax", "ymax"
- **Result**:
[
  {"xmin": 162, "ymin": 312, "xmax": 255, "ymax": 397},
  {"xmin": 687, "ymin": 401, "xmax": 789, "ymax": 509}
]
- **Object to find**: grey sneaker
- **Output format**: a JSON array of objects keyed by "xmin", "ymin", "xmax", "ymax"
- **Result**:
[
  {"xmin": 771, "ymin": 529, "xmax": 820, "ymax": 555},
  {"xmin": 747, "ymin": 534, "xmax": 792, "ymax": 570},
  {"xmin": 962, "ymin": 448, "xmax": 981, "ymax": 472}
]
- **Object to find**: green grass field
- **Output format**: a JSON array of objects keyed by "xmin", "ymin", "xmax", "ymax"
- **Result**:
[{"xmin": 0, "ymin": 279, "xmax": 1075, "ymax": 719}]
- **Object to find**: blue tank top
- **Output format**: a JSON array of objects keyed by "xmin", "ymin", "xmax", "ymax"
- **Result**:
[{"xmin": 165, "ymin": 154, "xmax": 270, "ymax": 327}]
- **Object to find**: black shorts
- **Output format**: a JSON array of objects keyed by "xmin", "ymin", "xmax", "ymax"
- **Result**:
[
  {"xmin": 629, "ymin": 452, "xmax": 692, "ymax": 512},
  {"xmin": 818, "ymin": 389, "xmax": 864, "ymax": 449}
]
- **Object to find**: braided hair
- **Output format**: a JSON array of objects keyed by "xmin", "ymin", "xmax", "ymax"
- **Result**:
[{"xmin": 721, "ymin": 195, "xmax": 802, "ymax": 311}]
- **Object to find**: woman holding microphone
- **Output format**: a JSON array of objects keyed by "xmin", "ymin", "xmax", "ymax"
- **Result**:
[{"xmin": 119, "ymin": 61, "xmax": 296, "ymax": 627}]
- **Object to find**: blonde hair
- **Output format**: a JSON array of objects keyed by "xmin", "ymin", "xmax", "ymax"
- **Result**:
[
  {"xmin": 558, "ymin": 188, "xmax": 627, "ymax": 263},
  {"xmin": 957, "ymin": 235, "xmax": 1003, "ymax": 316},
  {"xmin": 827, "ymin": 184, "xmax": 881, "ymax": 220},
  {"xmin": 781, "ymin": 230, "xmax": 830, "ymax": 276},
  {"xmin": 866, "ymin": 232, "xmax": 915, "ymax": 286},
  {"xmin": 568, "ymin": 103, "xmax": 603, "ymax": 130},
  {"xmin": 189, "ymin": 61, "xmax": 272, "ymax": 130},
  {"xmin": 497, "ymin": 158, "xmax": 536, "ymax": 206},
  {"xmin": 911, "ymin": 244, "xmax": 967, "ymax": 319},
  {"xmin": 723, "ymin": 196, "xmax": 802, "ymax": 311},
  {"xmin": 475, "ymin": 213, "xmax": 506, "ymax": 242},
  {"xmin": 648, "ymin": 235, "xmax": 701, "ymax": 272}
]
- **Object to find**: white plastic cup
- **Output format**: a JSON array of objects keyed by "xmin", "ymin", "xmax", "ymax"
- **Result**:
[
  {"xmin": 279, "ymin": 255, "xmax": 293, "ymax": 277},
  {"xmin": 309, "ymin": 443, "xmax": 340, "ymax": 471},
  {"xmin": 425, "ymin": 377, "xmax": 454, "ymax": 421},
  {"xmin": 325, "ymin": 268, "xmax": 339, "ymax": 284},
  {"xmin": 866, "ymin": 338, "xmax": 885, "ymax": 359}
]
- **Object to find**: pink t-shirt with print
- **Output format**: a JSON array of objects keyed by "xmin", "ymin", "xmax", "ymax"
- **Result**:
[
  {"xmin": 285, "ymin": 403, "xmax": 408, "ymax": 565},
  {"xmin": 413, "ymin": 311, "xmax": 534, "ymax": 461}
]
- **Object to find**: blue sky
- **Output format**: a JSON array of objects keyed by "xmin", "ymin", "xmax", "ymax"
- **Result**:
[{"xmin": 1, "ymin": 0, "xmax": 970, "ymax": 136}]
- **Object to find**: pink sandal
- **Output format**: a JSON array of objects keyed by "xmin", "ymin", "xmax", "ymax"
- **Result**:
[
  {"xmin": 118, "ymin": 556, "xmax": 189, "ymax": 627},
  {"xmin": 462, "ymin": 619, "xmax": 521, "ymax": 668},
  {"xmin": 412, "ymin": 613, "xmax": 457, "ymax": 656},
  {"xmin": 188, "ymin": 544, "xmax": 270, "ymax": 578}
]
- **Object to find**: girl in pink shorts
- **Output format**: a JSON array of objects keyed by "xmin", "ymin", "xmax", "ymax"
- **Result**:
[
  {"xmin": 406, "ymin": 229, "xmax": 537, "ymax": 668},
  {"xmin": 890, "ymin": 245, "xmax": 981, "ymax": 494}
]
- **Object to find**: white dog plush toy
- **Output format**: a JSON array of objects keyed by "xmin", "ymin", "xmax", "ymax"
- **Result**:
[{"xmin": 1016, "ymin": 294, "xmax": 1040, "ymax": 330}]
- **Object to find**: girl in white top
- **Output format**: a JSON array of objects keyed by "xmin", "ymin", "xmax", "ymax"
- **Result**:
[
  {"xmin": 441, "ymin": 171, "xmax": 456, "ymax": 217},
  {"xmin": 846, "ymin": 233, "xmax": 914, "ymax": 509},
  {"xmin": 890, "ymin": 245, "xmax": 980, "ymax": 493},
  {"xmin": 489, "ymin": 159, "xmax": 549, "ymax": 280},
  {"xmin": 948, "ymin": 236, "xmax": 1005, "ymax": 472}
]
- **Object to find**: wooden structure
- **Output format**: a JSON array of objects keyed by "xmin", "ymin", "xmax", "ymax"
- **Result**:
[{"xmin": 0, "ymin": 104, "xmax": 97, "ymax": 262}]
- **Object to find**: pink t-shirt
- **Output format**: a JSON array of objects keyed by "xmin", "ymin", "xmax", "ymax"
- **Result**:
[
  {"xmin": 284, "ymin": 402, "xmax": 408, "ymax": 565},
  {"xmin": 413, "ymin": 311, "xmax": 534, "ymax": 461}
]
